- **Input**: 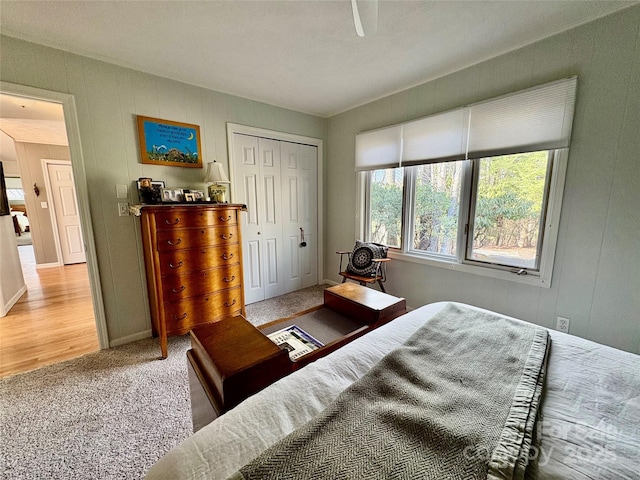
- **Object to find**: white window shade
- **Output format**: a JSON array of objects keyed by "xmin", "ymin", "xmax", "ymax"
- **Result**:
[
  {"xmin": 402, "ymin": 108, "xmax": 467, "ymax": 166},
  {"xmin": 355, "ymin": 125, "xmax": 402, "ymax": 172},
  {"xmin": 466, "ymin": 77, "xmax": 577, "ymax": 159}
]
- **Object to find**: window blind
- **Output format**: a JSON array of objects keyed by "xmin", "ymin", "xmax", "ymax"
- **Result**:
[
  {"xmin": 355, "ymin": 77, "xmax": 577, "ymax": 171},
  {"xmin": 401, "ymin": 107, "xmax": 467, "ymax": 166},
  {"xmin": 466, "ymin": 77, "xmax": 577, "ymax": 159},
  {"xmin": 355, "ymin": 125, "xmax": 402, "ymax": 172}
]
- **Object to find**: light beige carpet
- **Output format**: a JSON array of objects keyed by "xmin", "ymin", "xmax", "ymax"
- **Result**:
[{"xmin": 0, "ymin": 284, "xmax": 328, "ymax": 480}]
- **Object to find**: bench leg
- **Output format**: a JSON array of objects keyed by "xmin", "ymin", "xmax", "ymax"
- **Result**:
[{"xmin": 341, "ymin": 276, "xmax": 347, "ymax": 283}]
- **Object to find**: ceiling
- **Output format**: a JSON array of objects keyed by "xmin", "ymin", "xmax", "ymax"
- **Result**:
[{"xmin": 0, "ymin": 0, "xmax": 637, "ymax": 119}]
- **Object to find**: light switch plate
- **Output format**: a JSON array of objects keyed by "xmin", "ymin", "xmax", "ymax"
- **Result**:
[{"xmin": 116, "ymin": 184, "xmax": 128, "ymax": 199}]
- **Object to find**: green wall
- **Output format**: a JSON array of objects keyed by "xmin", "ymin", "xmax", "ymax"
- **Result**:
[
  {"xmin": 0, "ymin": 35, "xmax": 327, "ymax": 345},
  {"xmin": 325, "ymin": 5, "xmax": 640, "ymax": 353}
]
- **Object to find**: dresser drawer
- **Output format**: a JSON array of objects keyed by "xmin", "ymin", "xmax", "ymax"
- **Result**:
[
  {"xmin": 155, "ymin": 209, "xmax": 238, "ymax": 229},
  {"xmin": 157, "ymin": 226, "xmax": 238, "ymax": 251},
  {"xmin": 159, "ymin": 245, "xmax": 240, "ymax": 276},
  {"xmin": 164, "ymin": 286, "xmax": 244, "ymax": 334},
  {"xmin": 161, "ymin": 264, "xmax": 242, "ymax": 301}
]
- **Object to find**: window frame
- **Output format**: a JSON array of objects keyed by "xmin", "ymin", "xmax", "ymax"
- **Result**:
[{"xmin": 357, "ymin": 149, "xmax": 568, "ymax": 287}]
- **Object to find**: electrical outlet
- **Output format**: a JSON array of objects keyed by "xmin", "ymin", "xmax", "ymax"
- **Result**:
[
  {"xmin": 118, "ymin": 202, "xmax": 130, "ymax": 217},
  {"xmin": 556, "ymin": 316, "xmax": 570, "ymax": 333}
]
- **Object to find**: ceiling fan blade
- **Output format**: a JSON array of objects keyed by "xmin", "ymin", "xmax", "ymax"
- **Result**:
[{"xmin": 351, "ymin": 0, "xmax": 378, "ymax": 37}]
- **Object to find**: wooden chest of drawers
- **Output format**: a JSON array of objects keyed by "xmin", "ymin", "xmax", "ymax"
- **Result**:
[{"xmin": 140, "ymin": 204, "xmax": 247, "ymax": 358}]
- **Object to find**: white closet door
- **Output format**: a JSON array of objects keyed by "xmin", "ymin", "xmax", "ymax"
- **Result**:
[
  {"xmin": 233, "ymin": 134, "xmax": 285, "ymax": 304},
  {"xmin": 233, "ymin": 133, "xmax": 318, "ymax": 303},
  {"xmin": 258, "ymin": 138, "xmax": 284, "ymax": 300},
  {"xmin": 281, "ymin": 141, "xmax": 318, "ymax": 293},
  {"xmin": 298, "ymin": 144, "xmax": 318, "ymax": 289}
]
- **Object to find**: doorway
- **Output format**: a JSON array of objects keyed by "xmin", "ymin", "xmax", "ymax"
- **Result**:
[{"xmin": 0, "ymin": 83, "xmax": 108, "ymax": 376}]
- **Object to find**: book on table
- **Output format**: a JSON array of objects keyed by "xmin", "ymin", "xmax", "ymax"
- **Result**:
[{"xmin": 267, "ymin": 325, "xmax": 324, "ymax": 360}]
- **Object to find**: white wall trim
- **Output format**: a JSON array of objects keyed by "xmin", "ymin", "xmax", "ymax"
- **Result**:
[
  {"xmin": 0, "ymin": 284, "xmax": 27, "ymax": 317},
  {"xmin": 226, "ymin": 123, "xmax": 325, "ymax": 286},
  {"xmin": 35, "ymin": 262, "xmax": 63, "ymax": 269},
  {"xmin": 109, "ymin": 330, "xmax": 152, "ymax": 348},
  {"xmin": 0, "ymin": 81, "xmax": 110, "ymax": 350}
]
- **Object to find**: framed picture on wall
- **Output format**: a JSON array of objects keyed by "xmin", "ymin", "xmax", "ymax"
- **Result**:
[{"xmin": 136, "ymin": 115, "xmax": 203, "ymax": 168}]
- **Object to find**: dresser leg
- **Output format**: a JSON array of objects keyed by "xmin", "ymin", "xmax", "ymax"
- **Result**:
[{"xmin": 160, "ymin": 335, "xmax": 168, "ymax": 359}]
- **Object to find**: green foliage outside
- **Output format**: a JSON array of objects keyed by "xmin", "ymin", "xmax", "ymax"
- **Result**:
[
  {"xmin": 370, "ymin": 169, "xmax": 403, "ymax": 247},
  {"xmin": 369, "ymin": 152, "xmax": 549, "ymax": 258},
  {"xmin": 473, "ymin": 152, "xmax": 548, "ymax": 250}
]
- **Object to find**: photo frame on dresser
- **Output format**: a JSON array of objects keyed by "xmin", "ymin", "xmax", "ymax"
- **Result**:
[
  {"xmin": 136, "ymin": 178, "xmax": 165, "ymax": 204},
  {"xmin": 160, "ymin": 188, "xmax": 184, "ymax": 203}
]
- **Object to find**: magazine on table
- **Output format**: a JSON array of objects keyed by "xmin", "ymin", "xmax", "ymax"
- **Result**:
[{"xmin": 267, "ymin": 325, "xmax": 324, "ymax": 360}]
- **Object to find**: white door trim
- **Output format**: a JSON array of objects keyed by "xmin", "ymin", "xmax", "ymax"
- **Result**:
[
  {"xmin": 1, "ymin": 81, "xmax": 109, "ymax": 350},
  {"xmin": 226, "ymin": 123, "xmax": 324, "ymax": 287}
]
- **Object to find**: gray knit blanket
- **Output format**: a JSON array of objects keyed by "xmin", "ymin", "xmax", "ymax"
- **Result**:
[{"xmin": 230, "ymin": 303, "xmax": 550, "ymax": 480}]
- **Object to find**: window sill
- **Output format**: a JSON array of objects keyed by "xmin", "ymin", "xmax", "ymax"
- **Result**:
[{"xmin": 386, "ymin": 250, "xmax": 551, "ymax": 288}]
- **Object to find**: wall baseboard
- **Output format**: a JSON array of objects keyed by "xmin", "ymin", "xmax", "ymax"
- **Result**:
[
  {"xmin": 35, "ymin": 262, "xmax": 63, "ymax": 269},
  {"xmin": 0, "ymin": 284, "xmax": 28, "ymax": 317},
  {"xmin": 109, "ymin": 330, "xmax": 152, "ymax": 348}
]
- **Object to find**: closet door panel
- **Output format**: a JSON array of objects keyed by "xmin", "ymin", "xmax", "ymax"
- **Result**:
[
  {"xmin": 259, "ymin": 138, "xmax": 284, "ymax": 300},
  {"xmin": 234, "ymin": 134, "xmax": 264, "ymax": 304}
]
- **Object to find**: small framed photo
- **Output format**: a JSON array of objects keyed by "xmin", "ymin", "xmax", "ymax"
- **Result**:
[
  {"xmin": 192, "ymin": 190, "xmax": 205, "ymax": 201},
  {"xmin": 184, "ymin": 192, "xmax": 195, "ymax": 202},
  {"xmin": 136, "ymin": 178, "xmax": 165, "ymax": 204},
  {"xmin": 161, "ymin": 188, "xmax": 183, "ymax": 203}
]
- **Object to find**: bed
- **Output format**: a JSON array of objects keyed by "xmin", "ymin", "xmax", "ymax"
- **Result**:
[
  {"xmin": 10, "ymin": 208, "xmax": 29, "ymax": 234},
  {"xmin": 145, "ymin": 302, "xmax": 640, "ymax": 479}
]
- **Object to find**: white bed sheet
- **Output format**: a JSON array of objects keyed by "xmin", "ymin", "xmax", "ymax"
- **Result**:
[
  {"xmin": 145, "ymin": 302, "xmax": 640, "ymax": 480},
  {"xmin": 11, "ymin": 211, "xmax": 29, "ymax": 232}
]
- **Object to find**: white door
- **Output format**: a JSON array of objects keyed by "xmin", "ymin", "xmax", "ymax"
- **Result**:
[
  {"xmin": 281, "ymin": 141, "xmax": 318, "ymax": 294},
  {"xmin": 46, "ymin": 162, "xmax": 86, "ymax": 264},
  {"xmin": 233, "ymin": 134, "xmax": 285, "ymax": 304}
]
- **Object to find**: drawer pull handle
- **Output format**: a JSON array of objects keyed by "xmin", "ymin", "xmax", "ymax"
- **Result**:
[
  {"xmin": 223, "ymin": 276, "xmax": 235, "ymax": 283},
  {"xmin": 173, "ymin": 313, "xmax": 188, "ymax": 321},
  {"xmin": 222, "ymin": 253, "xmax": 234, "ymax": 260},
  {"xmin": 165, "ymin": 218, "xmax": 180, "ymax": 225},
  {"xmin": 169, "ymin": 261, "xmax": 183, "ymax": 269},
  {"xmin": 171, "ymin": 285, "xmax": 185, "ymax": 293},
  {"xmin": 167, "ymin": 238, "xmax": 182, "ymax": 246},
  {"xmin": 224, "ymin": 299, "xmax": 237, "ymax": 307},
  {"xmin": 221, "ymin": 233, "xmax": 233, "ymax": 240},
  {"xmin": 219, "ymin": 215, "xmax": 232, "ymax": 222}
]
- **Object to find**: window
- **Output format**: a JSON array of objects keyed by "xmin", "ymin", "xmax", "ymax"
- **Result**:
[
  {"xmin": 363, "ymin": 149, "xmax": 562, "ymax": 285},
  {"xmin": 368, "ymin": 168, "xmax": 403, "ymax": 247},
  {"xmin": 357, "ymin": 78, "xmax": 577, "ymax": 286},
  {"xmin": 467, "ymin": 151, "xmax": 551, "ymax": 270},
  {"xmin": 411, "ymin": 162, "xmax": 463, "ymax": 257}
]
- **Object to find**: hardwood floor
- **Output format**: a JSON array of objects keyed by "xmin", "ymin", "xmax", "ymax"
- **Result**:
[{"xmin": 0, "ymin": 245, "xmax": 100, "ymax": 378}]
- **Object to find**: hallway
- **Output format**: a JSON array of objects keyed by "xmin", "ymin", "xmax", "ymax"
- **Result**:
[{"xmin": 0, "ymin": 246, "xmax": 99, "ymax": 378}]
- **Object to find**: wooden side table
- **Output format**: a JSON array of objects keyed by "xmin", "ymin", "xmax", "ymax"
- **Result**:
[{"xmin": 187, "ymin": 283, "xmax": 406, "ymax": 431}]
